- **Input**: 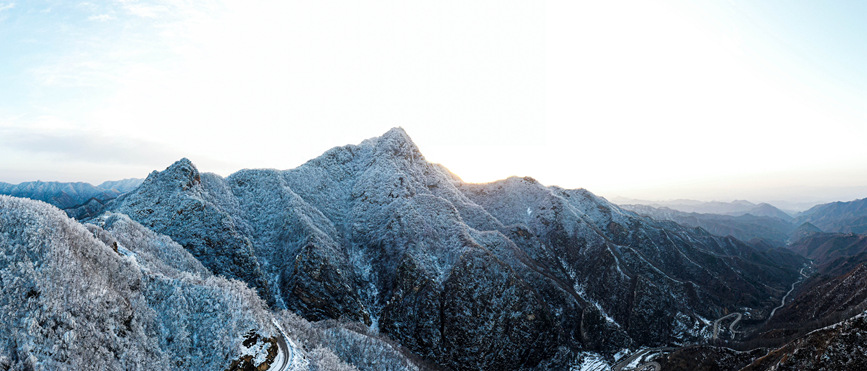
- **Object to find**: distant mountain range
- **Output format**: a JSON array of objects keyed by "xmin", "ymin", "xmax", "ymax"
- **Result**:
[
  {"xmin": 620, "ymin": 204, "xmax": 798, "ymax": 246},
  {"xmin": 0, "ymin": 180, "xmax": 116, "ymax": 209},
  {"xmin": 97, "ymin": 178, "xmax": 145, "ymax": 193},
  {"xmin": 0, "ymin": 178, "xmax": 143, "ymax": 220},
  {"xmin": 621, "ymin": 197, "xmax": 867, "ymax": 249},
  {"xmin": 793, "ymin": 198, "xmax": 867, "ymax": 234},
  {"xmin": 610, "ymin": 198, "xmax": 798, "ymax": 217},
  {"xmin": 1, "ymin": 128, "xmax": 866, "ymax": 370}
]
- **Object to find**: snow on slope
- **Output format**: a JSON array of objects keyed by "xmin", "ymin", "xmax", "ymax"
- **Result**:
[
  {"xmin": 104, "ymin": 127, "xmax": 805, "ymax": 369},
  {"xmin": 0, "ymin": 180, "xmax": 119, "ymax": 209},
  {"xmin": 0, "ymin": 196, "xmax": 305, "ymax": 370}
]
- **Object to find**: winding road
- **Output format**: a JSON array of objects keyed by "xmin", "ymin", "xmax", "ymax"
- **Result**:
[
  {"xmin": 612, "ymin": 347, "xmax": 676, "ymax": 371},
  {"xmin": 769, "ymin": 267, "xmax": 809, "ymax": 320},
  {"xmin": 613, "ymin": 349, "xmax": 650, "ymax": 371},
  {"xmin": 270, "ymin": 318, "xmax": 304, "ymax": 371},
  {"xmin": 612, "ymin": 266, "xmax": 812, "ymax": 370},
  {"xmin": 712, "ymin": 312, "xmax": 742, "ymax": 340}
]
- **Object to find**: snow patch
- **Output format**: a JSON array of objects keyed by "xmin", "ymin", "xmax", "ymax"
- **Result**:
[
  {"xmin": 570, "ymin": 352, "xmax": 611, "ymax": 371},
  {"xmin": 237, "ymin": 333, "xmax": 272, "ymax": 366}
]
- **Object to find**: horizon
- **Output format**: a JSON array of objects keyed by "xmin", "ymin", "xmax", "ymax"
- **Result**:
[
  {"xmin": 2, "ymin": 127, "xmax": 864, "ymax": 212},
  {"xmin": 1, "ymin": 1, "xmax": 865, "ymax": 205}
]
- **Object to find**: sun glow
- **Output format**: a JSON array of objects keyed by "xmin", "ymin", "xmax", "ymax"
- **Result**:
[{"xmin": 0, "ymin": 0, "xmax": 864, "ymax": 203}]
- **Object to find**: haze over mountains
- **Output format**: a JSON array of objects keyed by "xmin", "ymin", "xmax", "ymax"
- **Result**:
[
  {"xmin": 0, "ymin": 179, "xmax": 143, "ymax": 220},
  {"xmin": 612, "ymin": 198, "xmax": 795, "ymax": 216},
  {"xmin": 0, "ymin": 179, "xmax": 141, "ymax": 209},
  {"xmin": 621, "ymin": 197, "xmax": 867, "ymax": 249},
  {"xmin": 2, "ymin": 128, "xmax": 867, "ymax": 370}
]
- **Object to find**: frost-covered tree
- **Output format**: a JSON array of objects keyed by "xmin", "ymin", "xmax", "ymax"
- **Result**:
[
  {"xmin": 276, "ymin": 310, "xmax": 420, "ymax": 371},
  {"xmin": 0, "ymin": 196, "xmax": 305, "ymax": 370}
]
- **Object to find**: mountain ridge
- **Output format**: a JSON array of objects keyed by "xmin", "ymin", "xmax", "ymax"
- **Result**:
[
  {"xmin": 0, "ymin": 178, "xmax": 144, "ymax": 220},
  {"xmin": 10, "ymin": 127, "xmax": 867, "ymax": 369},
  {"xmin": 794, "ymin": 197, "xmax": 867, "ymax": 234},
  {"xmin": 103, "ymin": 127, "xmax": 805, "ymax": 369}
]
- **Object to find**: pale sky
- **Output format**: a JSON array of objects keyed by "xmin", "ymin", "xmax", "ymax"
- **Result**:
[{"xmin": 0, "ymin": 1, "xmax": 865, "ymax": 204}]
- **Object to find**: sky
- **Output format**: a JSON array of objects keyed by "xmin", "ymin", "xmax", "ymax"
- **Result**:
[{"xmin": 0, "ymin": 0, "xmax": 865, "ymax": 205}]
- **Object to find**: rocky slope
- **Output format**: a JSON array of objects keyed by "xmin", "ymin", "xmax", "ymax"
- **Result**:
[
  {"xmin": 108, "ymin": 159, "xmax": 276, "ymax": 308},
  {"xmin": 0, "ymin": 195, "xmax": 424, "ymax": 371},
  {"xmin": 657, "ymin": 232, "xmax": 867, "ymax": 370},
  {"xmin": 105, "ymin": 128, "xmax": 805, "ymax": 369},
  {"xmin": 786, "ymin": 233, "xmax": 867, "ymax": 263},
  {"xmin": 760, "ymin": 233, "xmax": 867, "ymax": 336},
  {"xmin": 743, "ymin": 311, "xmax": 867, "ymax": 370}
]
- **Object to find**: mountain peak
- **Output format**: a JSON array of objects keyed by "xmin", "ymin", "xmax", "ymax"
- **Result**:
[
  {"xmin": 369, "ymin": 127, "xmax": 424, "ymax": 161},
  {"xmin": 378, "ymin": 126, "xmax": 414, "ymax": 146},
  {"xmin": 383, "ymin": 126, "xmax": 410, "ymax": 139},
  {"xmin": 170, "ymin": 157, "xmax": 195, "ymax": 169},
  {"xmin": 144, "ymin": 158, "xmax": 201, "ymax": 190}
]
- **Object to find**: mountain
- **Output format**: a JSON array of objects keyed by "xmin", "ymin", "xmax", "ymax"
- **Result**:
[
  {"xmin": 0, "ymin": 195, "xmax": 423, "ymax": 371},
  {"xmin": 762, "ymin": 233, "xmax": 867, "ymax": 333},
  {"xmin": 106, "ymin": 128, "xmax": 805, "ymax": 369},
  {"xmin": 621, "ymin": 204, "xmax": 796, "ymax": 246},
  {"xmin": 788, "ymin": 222, "xmax": 822, "ymax": 244},
  {"xmin": 0, "ymin": 179, "xmax": 143, "ymax": 220},
  {"xmin": 98, "ymin": 178, "xmax": 144, "ymax": 193},
  {"xmin": 794, "ymin": 198, "xmax": 867, "ymax": 234},
  {"xmin": 743, "ymin": 311, "xmax": 867, "ymax": 370},
  {"xmin": 747, "ymin": 203, "xmax": 794, "ymax": 222},
  {"xmin": 786, "ymin": 233, "xmax": 867, "ymax": 264},
  {"xmin": 657, "ymin": 231, "xmax": 867, "ymax": 370},
  {"xmin": 610, "ymin": 198, "xmax": 752, "ymax": 214},
  {"xmin": 659, "ymin": 311, "xmax": 867, "ymax": 370},
  {"xmin": 612, "ymin": 198, "xmax": 792, "ymax": 219},
  {"xmin": 0, "ymin": 180, "xmax": 119, "ymax": 209},
  {"xmin": 0, "ymin": 195, "xmax": 304, "ymax": 370},
  {"xmin": 109, "ymin": 159, "xmax": 276, "ymax": 308}
]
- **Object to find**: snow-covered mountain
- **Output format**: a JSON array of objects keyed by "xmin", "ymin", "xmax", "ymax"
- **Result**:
[
  {"xmin": 13, "ymin": 128, "xmax": 867, "ymax": 369},
  {"xmin": 97, "ymin": 178, "xmax": 144, "ymax": 193},
  {"xmin": 0, "ymin": 178, "xmax": 143, "ymax": 220},
  {"xmin": 0, "ymin": 181, "xmax": 119, "ymax": 209},
  {"xmin": 0, "ymin": 195, "xmax": 422, "ymax": 371},
  {"xmin": 104, "ymin": 128, "xmax": 805, "ymax": 369},
  {"xmin": 0, "ymin": 195, "xmax": 302, "ymax": 370}
]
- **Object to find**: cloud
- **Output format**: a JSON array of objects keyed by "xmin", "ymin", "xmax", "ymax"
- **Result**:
[
  {"xmin": 88, "ymin": 13, "xmax": 115, "ymax": 22},
  {"xmin": 122, "ymin": 3, "xmax": 171, "ymax": 18},
  {"xmin": 0, "ymin": 121, "xmax": 243, "ymax": 183},
  {"xmin": 0, "ymin": 126, "xmax": 185, "ymax": 167},
  {"xmin": 0, "ymin": 3, "xmax": 14, "ymax": 12}
]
